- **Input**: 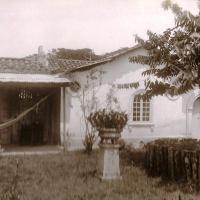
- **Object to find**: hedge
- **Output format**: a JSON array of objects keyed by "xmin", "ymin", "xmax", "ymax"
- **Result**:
[{"xmin": 145, "ymin": 138, "xmax": 200, "ymax": 185}]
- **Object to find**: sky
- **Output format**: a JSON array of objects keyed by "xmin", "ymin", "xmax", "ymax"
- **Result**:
[{"xmin": 0, "ymin": 0, "xmax": 198, "ymax": 57}]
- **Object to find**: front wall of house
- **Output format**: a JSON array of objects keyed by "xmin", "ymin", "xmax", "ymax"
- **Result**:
[{"xmin": 66, "ymin": 48, "xmax": 197, "ymax": 149}]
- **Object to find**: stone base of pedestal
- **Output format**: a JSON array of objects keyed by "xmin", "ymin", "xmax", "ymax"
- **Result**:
[
  {"xmin": 100, "ymin": 175, "xmax": 122, "ymax": 181},
  {"xmin": 98, "ymin": 143, "xmax": 121, "ymax": 180}
]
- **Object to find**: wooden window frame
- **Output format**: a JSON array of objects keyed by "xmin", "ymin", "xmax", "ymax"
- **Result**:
[{"xmin": 133, "ymin": 98, "xmax": 151, "ymax": 122}]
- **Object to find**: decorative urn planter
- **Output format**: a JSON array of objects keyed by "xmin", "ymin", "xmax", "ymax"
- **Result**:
[
  {"xmin": 88, "ymin": 109, "xmax": 128, "ymax": 181},
  {"xmin": 98, "ymin": 128, "xmax": 122, "ymax": 180}
]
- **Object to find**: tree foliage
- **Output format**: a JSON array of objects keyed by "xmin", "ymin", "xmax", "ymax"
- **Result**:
[
  {"xmin": 129, "ymin": 0, "xmax": 200, "ymax": 99},
  {"xmin": 51, "ymin": 48, "xmax": 101, "ymax": 61}
]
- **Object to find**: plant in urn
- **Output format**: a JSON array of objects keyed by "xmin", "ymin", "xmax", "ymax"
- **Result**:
[{"xmin": 88, "ymin": 109, "xmax": 128, "ymax": 180}]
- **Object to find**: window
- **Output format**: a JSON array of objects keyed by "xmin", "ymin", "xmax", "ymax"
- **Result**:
[{"xmin": 133, "ymin": 97, "xmax": 150, "ymax": 122}]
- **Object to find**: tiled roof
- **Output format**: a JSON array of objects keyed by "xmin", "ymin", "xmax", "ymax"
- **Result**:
[
  {"xmin": 0, "ymin": 44, "xmax": 141, "ymax": 75},
  {"xmin": 0, "ymin": 57, "xmax": 50, "ymax": 74},
  {"xmin": 0, "ymin": 56, "xmax": 97, "ymax": 74},
  {"xmin": 66, "ymin": 44, "xmax": 142, "ymax": 73},
  {"xmin": 47, "ymin": 58, "xmax": 99, "ymax": 74}
]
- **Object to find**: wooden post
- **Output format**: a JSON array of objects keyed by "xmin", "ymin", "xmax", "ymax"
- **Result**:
[
  {"xmin": 174, "ymin": 150, "xmax": 181, "ymax": 181},
  {"xmin": 168, "ymin": 147, "xmax": 174, "ymax": 180},
  {"xmin": 198, "ymin": 152, "xmax": 200, "ymax": 181},
  {"xmin": 180, "ymin": 150, "xmax": 185, "ymax": 180},
  {"xmin": 155, "ymin": 145, "xmax": 160, "ymax": 176},
  {"xmin": 63, "ymin": 87, "xmax": 67, "ymax": 151},
  {"xmin": 149, "ymin": 145, "xmax": 154, "ymax": 175},
  {"xmin": 60, "ymin": 87, "xmax": 67, "ymax": 151},
  {"xmin": 184, "ymin": 151, "xmax": 191, "ymax": 182},
  {"xmin": 161, "ymin": 146, "xmax": 167, "ymax": 179},
  {"xmin": 191, "ymin": 151, "xmax": 197, "ymax": 181},
  {"xmin": 145, "ymin": 145, "xmax": 150, "ymax": 171}
]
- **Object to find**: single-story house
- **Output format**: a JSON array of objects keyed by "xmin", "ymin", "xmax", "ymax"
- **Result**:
[
  {"xmin": 64, "ymin": 45, "xmax": 200, "ymax": 149},
  {"xmin": 0, "ymin": 45, "xmax": 199, "ymax": 149}
]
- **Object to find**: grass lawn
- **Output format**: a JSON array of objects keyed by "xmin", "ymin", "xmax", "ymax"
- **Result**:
[{"xmin": 0, "ymin": 150, "xmax": 200, "ymax": 200}]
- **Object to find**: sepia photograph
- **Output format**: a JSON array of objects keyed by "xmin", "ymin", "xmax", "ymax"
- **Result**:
[{"xmin": 0, "ymin": 0, "xmax": 199, "ymax": 199}]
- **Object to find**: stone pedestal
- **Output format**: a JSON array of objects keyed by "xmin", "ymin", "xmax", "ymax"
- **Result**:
[
  {"xmin": 98, "ymin": 128, "xmax": 122, "ymax": 180},
  {"xmin": 99, "ymin": 143, "xmax": 121, "ymax": 180}
]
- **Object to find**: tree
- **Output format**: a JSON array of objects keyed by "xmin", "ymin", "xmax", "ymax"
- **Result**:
[
  {"xmin": 129, "ymin": 0, "xmax": 200, "ymax": 99},
  {"xmin": 51, "ymin": 48, "xmax": 101, "ymax": 61},
  {"xmin": 79, "ymin": 69, "xmax": 105, "ymax": 154}
]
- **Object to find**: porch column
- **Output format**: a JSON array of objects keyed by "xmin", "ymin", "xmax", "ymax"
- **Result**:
[
  {"xmin": 60, "ymin": 87, "xmax": 66, "ymax": 147},
  {"xmin": 63, "ymin": 87, "xmax": 66, "ymax": 149}
]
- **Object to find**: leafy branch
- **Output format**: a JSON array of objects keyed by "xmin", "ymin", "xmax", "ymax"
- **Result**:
[{"xmin": 130, "ymin": 0, "xmax": 200, "ymax": 98}]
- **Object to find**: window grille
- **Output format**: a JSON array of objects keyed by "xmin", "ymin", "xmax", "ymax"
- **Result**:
[{"xmin": 133, "ymin": 97, "xmax": 150, "ymax": 122}]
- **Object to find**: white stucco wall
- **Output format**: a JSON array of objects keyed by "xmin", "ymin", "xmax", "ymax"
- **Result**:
[{"xmin": 64, "ymin": 48, "xmax": 198, "ymax": 149}]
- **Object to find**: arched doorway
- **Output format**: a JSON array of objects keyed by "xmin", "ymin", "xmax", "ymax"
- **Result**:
[{"xmin": 191, "ymin": 97, "xmax": 200, "ymax": 137}]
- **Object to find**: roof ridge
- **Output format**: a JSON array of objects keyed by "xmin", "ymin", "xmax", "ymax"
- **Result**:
[
  {"xmin": 0, "ymin": 57, "xmax": 26, "ymax": 60},
  {"xmin": 56, "ymin": 58, "xmax": 98, "ymax": 63}
]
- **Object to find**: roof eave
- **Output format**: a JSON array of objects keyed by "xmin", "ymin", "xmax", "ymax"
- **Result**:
[
  {"xmin": 65, "ymin": 44, "xmax": 142, "ymax": 73},
  {"xmin": 66, "ymin": 59, "xmax": 112, "ymax": 74},
  {"xmin": 0, "ymin": 81, "xmax": 71, "ymax": 88}
]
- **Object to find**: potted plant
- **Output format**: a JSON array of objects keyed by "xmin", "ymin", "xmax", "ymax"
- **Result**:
[
  {"xmin": 88, "ymin": 109, "xmax": 128, "ymax": 180},
  {"xmin": 88, "ymin": 109, "xmax": 128, "ymax": 144}
]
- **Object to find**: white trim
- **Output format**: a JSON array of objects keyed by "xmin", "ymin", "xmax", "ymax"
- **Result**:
[
  {"xmin": 0, "ymin": 73, "xmax": 70, "ymax": 84},
  {"xmin": 165, "ymin": 94, "xmax": 180, "ymax": 101},
  {"xmin": 128, "ymin": 122, "xmax": 154, "ymax": 127},
  {"xmin": 186, "ymin": 90, "xmax": 200, "ymax": 136}
]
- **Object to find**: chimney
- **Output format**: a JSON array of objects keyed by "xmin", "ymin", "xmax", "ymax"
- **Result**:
[
  {"xmin": 38, "ymin": 45, "xmax": 48, "ymax": 66},
  {"xmin": 198, "ymin": 0, "xmax": 200, "ymax": 14}
]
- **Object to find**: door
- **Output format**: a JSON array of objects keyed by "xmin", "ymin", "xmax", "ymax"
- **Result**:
[
  {"xmin": 18, "ymin": 88, "xmax": 45, "ymax": 145},
  {"xmin": 191, "ymin": 97, "xmax": 200, "ymax": 137}
]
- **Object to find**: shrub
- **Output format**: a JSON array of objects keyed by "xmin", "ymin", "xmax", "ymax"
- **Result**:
[
  {"xmin": 145, "ymin": 138, "xmax": 200, "ymax": 189},
  {"xmin": 118, "ymin": 138, "xmax": 126, "ymax": 150},
  {"xmin": 122, "ymin": 144, "xmax": 146, "ymax": 167},
  {"xmin": 83, "ymin": 132, "xmax": 97, "ymax": 154},
  {"xmin": 147, "ymin": 138, "xmax": 200, "ymax": 151}
]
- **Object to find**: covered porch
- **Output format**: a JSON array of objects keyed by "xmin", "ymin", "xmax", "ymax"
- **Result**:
[{"xmin": 0, "ymin": 73, "xmax": 71, "ymax": 148}]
